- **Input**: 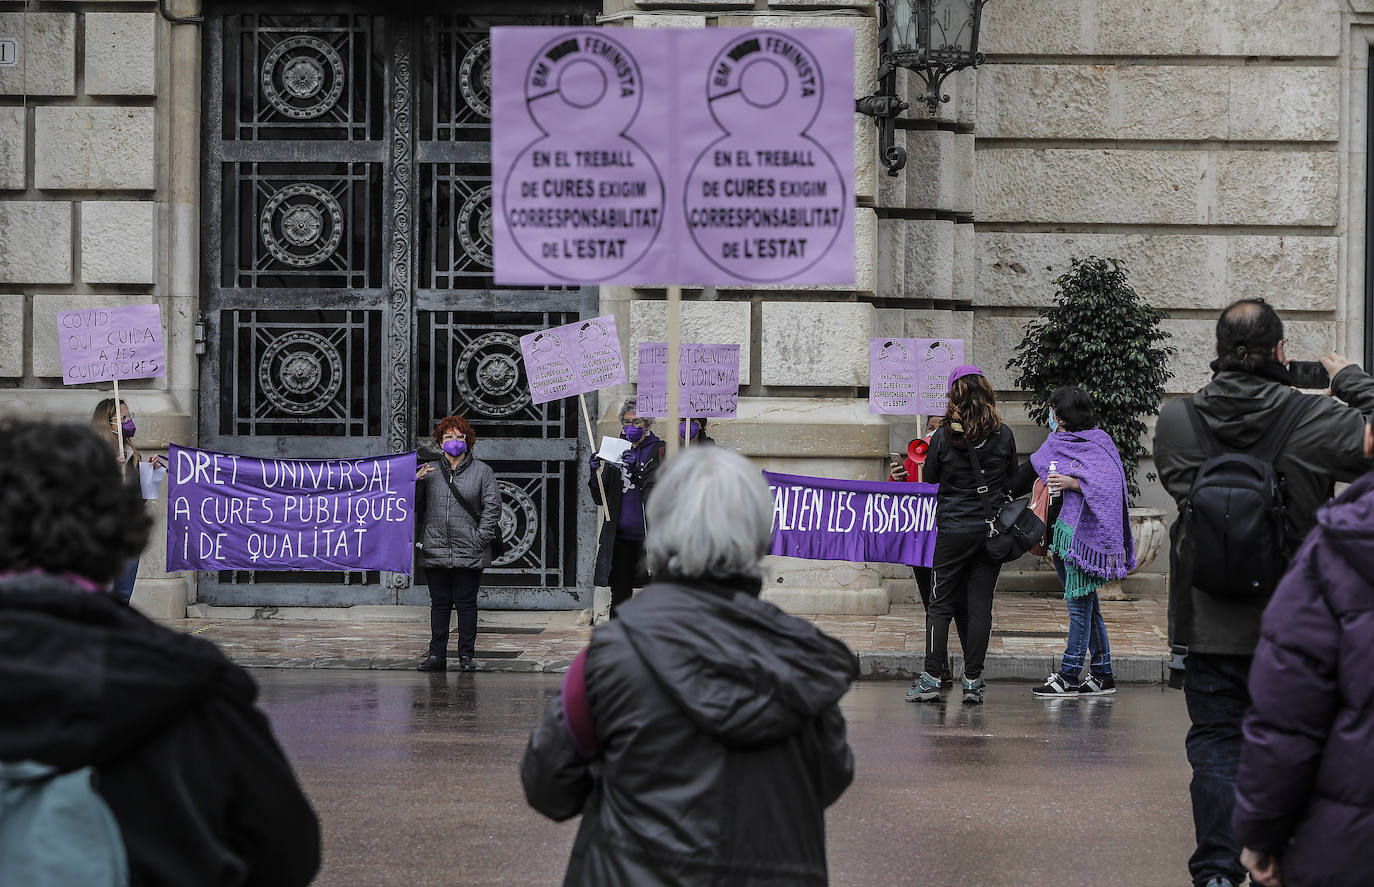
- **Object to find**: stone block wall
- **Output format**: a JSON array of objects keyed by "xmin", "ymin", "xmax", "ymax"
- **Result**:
[
  {"xmin": 0, "ymin": 3, "xmax": 191, "ymax": 617},
  {"xmin": 975, "ymin": 0, "xmax": 1349, "ymax": 564}
]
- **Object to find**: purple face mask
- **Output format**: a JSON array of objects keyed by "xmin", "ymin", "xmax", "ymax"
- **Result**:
[
  {"xmin": 441, "ymin": 439, "xmax": 467, "ymax": 458},
  {"xmin": 679, "ymin": 419, "xmax": 701, "ymax": 440},
  {"xmin": 623, "ymin": 424, "xmax": 644, "ymax": 443},
  {"xmin": 120, "ymin": 418, "xmax": 136, "ymax": 437}
]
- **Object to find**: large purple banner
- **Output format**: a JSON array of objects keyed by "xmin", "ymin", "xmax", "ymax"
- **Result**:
[
  {"xmin": 519, "ymin": 315, "xmax": 628, "ymax": 405},
  {"xmin": 491, "ymin": 27, "xmax": 854, "ymax": 286},
  {"xmin": 637, "ymin": 342, "xmax": 740, "ymax": 417},
  {"xmin": 165, "ymin": 445, "xmax": 415, "ymax": 573},
  {"xmin": 765, "ymin": 471, "xmax": 937, "ymax": 568}
]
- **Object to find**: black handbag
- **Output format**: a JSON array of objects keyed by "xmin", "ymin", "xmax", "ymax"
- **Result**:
[
  {"xmin": 967, "ymin": 441, "xmax": 1046, "ymax": 564},
  {"xmin": 441, "ymin": 463, "xmax": 508, "ymax": 561}
]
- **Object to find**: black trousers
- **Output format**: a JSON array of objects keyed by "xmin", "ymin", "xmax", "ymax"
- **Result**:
[
  {"xmin": 915, "ymin": 565, "xmax": 968, "ymax": 680},
  {"xmin": 923, "ymin": 532, "xmax": 999, "ymax": 680},
  {"xmin": 609, "ymin": 537, "xmax": 647, "ymax": 619},
  {"xmin": 427, "ymin": 566, "xmax": 482, "ymax": 659},
  {"xmin": 1183, "ymin": 653, "xmax": 1252, "ymax": 886}
]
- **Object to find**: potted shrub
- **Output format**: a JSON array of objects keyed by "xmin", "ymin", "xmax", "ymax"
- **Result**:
[{"xmin": 1007, "ymin": 256, "xmax": 1175, "ymax": 598}]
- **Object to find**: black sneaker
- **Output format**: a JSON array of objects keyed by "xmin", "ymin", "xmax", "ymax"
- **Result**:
[
  {"xmin": 458, "ymin": 658, "xmax": 476, "ymax": 671},
  {"xmin": 1032, "ymin": 673, "xmax": 1078, "ymax": 697},
  {"xmin": 416, "ymin": 654, "xmax": 446, "ymax": 672},
  {"xmin": 1078, "ymin": 674, "xmax": 1116, "ymax": 696}
]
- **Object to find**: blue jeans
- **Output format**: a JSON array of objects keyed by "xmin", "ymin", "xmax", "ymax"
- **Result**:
[
  {"xmin": 1053, "ymin": 557, "xmax": 1112, "ymax": 679},
  {"xmin": 1183, "ymin": 652, "xmax": 1251, "ymax": 887},
  {"xmin": 112, "ymin": 557, "xmax": 140, "ymax": 604}
]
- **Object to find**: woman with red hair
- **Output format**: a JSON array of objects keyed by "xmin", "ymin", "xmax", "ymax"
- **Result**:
[{"xmin": 414, "ymin": 415, "xmax": 502, "ymax": 671}]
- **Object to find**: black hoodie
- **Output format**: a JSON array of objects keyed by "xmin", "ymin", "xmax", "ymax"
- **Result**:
[
  {"xmin": 0, "ymin": 574, "xmax": 320, "ymax": 887},
  {"xmin": 521, "ymin": 578, "xmax": 857, "ymax": 887}
]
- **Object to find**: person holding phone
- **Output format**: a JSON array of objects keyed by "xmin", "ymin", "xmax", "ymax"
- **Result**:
[
  {"xmin": 890, "ymin": 416, "xmax": 965, "ymax": 689},
  {"xmin": 414, "ymin": 415, "xmax": 501, "ymax": 672},
  {"xmin": 90, "ymin": 398, "xmax": 165, "ymax": 605}
]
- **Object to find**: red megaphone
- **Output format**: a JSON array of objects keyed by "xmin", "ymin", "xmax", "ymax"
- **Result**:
[{"xmin": 907, "ymin": 438, "xmax": 929, "ymax": 464}]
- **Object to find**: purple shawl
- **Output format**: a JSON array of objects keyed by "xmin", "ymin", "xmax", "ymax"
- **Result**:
[{"xmin": 1030, "ymin": 428, "xmax": 1136, "ymax": 594}]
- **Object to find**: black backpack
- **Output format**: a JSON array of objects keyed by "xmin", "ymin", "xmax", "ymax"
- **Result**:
[{"xmin": 1180, "ymin": 393, "xmax": 1316, "ymax": 599}]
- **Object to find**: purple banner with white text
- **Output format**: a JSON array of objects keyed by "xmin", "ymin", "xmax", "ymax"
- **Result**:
[
  {"xmin": 165, "ymin": 445, "xmax": 416, "ymax": 573},
  {"xmin": 765, "ymin": 471, "xmax": 937, "ymax": 568}
]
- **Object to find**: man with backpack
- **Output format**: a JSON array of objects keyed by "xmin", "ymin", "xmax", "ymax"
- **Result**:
[{"xmin": 1154, "ymin": 298, "xmax": 1374, "ymax": 887}]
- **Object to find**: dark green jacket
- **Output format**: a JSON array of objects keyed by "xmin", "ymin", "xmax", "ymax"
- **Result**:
[{"xmin": 1153, "ymin": 365, "xmax": 1374, "ymax": 654}]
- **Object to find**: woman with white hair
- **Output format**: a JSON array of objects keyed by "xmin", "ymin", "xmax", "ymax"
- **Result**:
[
  {"xmin": 522, "ymin": 446, "xmax": 857, "ymax": 886},
  {"xmin": 589, "ymin": 397, "xmax": 666, "ymax": 619}
]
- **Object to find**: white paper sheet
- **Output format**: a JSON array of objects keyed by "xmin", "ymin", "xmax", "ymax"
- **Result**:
[
  {"xmin": 595, "ymin": 436, "xmax": 632, "ymax": 465},
  {"xmin": 139, "ymin": 462, "xmax": 167, "ymax": 500}
]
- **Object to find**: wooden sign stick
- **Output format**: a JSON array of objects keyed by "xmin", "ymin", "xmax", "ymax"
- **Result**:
[{"xmin": 578, "ymin": 392, "xmax": 610, "ymax": 524}]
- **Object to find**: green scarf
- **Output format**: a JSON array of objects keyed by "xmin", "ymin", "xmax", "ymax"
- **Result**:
[{"xmin": 1049, "ymin": 520, "xmax": 1108, "ymax": 599}]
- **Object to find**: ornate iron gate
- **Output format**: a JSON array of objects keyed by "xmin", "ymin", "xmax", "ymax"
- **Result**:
[{"xmin": 200, "ymin": 4, "xmax": 597, "ymax": 607}]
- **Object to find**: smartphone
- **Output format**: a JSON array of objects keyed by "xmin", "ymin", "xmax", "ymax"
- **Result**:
[
  {"xmin": 1289, "ymin": 360, "xmax": 1330, "ymax": 390},
  {"xmin": 890, "ymin": 452, "xmax": 904, "ymax": 463}
]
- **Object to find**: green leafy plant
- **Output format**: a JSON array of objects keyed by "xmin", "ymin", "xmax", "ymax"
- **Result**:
[{"xmin": 1008, "ymin": 257, "xmax": 1175, "ymax": 501}]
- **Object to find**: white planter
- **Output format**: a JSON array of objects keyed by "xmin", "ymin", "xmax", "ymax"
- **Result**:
[{"xmin": 1098, "ymin": 507, "xmax": 1167, "ymax": 601}]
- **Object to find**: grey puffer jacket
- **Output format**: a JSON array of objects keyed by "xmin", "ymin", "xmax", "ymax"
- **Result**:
[{"xmin": 416, "ymin": 456, "xmax": 501, "ymax": 569}]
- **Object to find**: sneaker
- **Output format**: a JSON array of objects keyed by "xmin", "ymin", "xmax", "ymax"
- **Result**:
[
  {"xmin": 1078, "ymin": 674, "xmax": 1117, "ymax": 696},
  {"xmin": 961, "ymin": 675, "xmax": 985, "ymax": 704},
  {"xmin": 1032, "ymin": 673, "xmax": 1078, "ymax": 697},
  {"xmin": 905, "ymin": 672, "xmax": 943, "ymax": 703},
  {"xmin": 458, "ymin": 658, "xmax": 476, "ymax": 671},
  {"xmin": 1201, "ymin": 878, "xmax": 1236, "ymax": 887}
]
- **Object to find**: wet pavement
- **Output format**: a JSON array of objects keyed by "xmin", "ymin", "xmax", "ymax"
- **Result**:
[
  {"xmin": 172, "ymin": 589, "xmax": 1171, "ymax": 682},
  {"xmin": 256, "ymin": 670, "xmax": 1195, "ymax": 887}
]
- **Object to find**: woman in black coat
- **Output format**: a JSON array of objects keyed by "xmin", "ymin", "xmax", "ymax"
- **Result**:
[
  {"xmin": 522, "ymin": 445, "xmax": 857, "ymax": 886},
  {"xmin": 906, "ymin": 365, "xmax": 1018, "ymax": 705}
]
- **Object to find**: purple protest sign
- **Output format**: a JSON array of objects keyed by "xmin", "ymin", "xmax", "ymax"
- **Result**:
[
  {"xmin": 519, "ymin": 315, "xmax": 628, "ymax": 405},
  {"xmin": 869, "ymin": 337, "xmax": 919, "ymax": 415},
  {"xmin": 915, "ymin": 338, "xmax": 964, "ymax": 416},
  {"xmin": 492, "ymin": 27, "xmax": 854, "ymax": 286},
  {"xmin": 56, "ymin": 303, "xmax": 166, "ymax": 385},
  {"xmin": 493, "ymin": 28, "xmax": 672, "ymax": 285},
  {"xmin": 765, "ymin": 471, "xmax": 937, "ymax": 568},
  {"xmin": 678, "ymin": 29, "xmax": 854, "ymax": 284},
  {"xmin": 637, "ymin": 342, "xmax": 740, "ymax": 417},
  {"xmin": 165, "ymin": 445, "xmax": 415, "ymax": 573}
]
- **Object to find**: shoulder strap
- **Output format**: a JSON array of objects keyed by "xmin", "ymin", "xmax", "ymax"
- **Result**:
[
  {"xmin": 1255, "ymin": 392, "xmax": 1317, "ymax": 464},
  {"xmin": 441, "ymin": 461, "xmax": 483, "ymax": 524},
  {"xmin": 964, "ymin": 441, "xmax": 998, "ymax": 531},
  {"xmin": 560, "ymin": 647, "xmax": 599, "ymax": 759}
]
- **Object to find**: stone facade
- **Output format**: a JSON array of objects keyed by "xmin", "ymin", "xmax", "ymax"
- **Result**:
[
  {"xmin": 0, "ymin": 3, "xmax": 186, "ymax": 618},
  {"xmin": 0, "ymin": 1, "xmax": 1367, "ymax": 617}
]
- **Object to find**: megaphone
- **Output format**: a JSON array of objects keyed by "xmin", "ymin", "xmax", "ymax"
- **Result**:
[{"xmin": 907, "ymin": 438, "xmax": 929, "ymax": 464}]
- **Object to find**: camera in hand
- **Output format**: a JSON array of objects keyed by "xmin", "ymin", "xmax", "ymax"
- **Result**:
[{"xmin": 1289, "ymin": 360, "xmax": 1330, "ymax": 390}]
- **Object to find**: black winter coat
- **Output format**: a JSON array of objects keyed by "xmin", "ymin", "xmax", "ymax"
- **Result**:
[
  {"xmin": 0, "ymin": 575, "xmax": 320, "ymax": 887},
  {"xmin": 1233, "ymin": 471, "xmax": 1374, "ymax": 886},
  {"xmin": 520, "ymin": 578, "xmax": 857, "ymax": 886},
  {"xmin": 588, "ymin": 434, "xmax": 666, "ymax": 586},
  {"xmin": 1153, "ymin": 366, "xmax": 1374, "ymax": 654},
  {"xmin": 923, "ymin": 424, "xmax": 1019, "ymax": 532}
]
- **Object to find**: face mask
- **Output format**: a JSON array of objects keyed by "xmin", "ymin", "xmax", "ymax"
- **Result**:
[
  {"xmin": 623, "ymin": 424, "xmax": 644, "ymax": 443},
  {"xmin": 679, "ymin": 420, "xmax": 700, "ymax": 440},
  {"xmin": 1048, "ymin": 413, "xmax": 1059, "ymax": 433},
  {"xmin": 120, "ymin": 418, "xmax": 136, "ymax": 437},
  {"xmin": 441, "ymin": 439, "xmax": 467, "ymax": 458}
]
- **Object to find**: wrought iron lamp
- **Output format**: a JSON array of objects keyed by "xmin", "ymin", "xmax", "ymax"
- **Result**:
[{"xmin": 856, "ymin": 0, "xmax": 990, "ymax": 176}]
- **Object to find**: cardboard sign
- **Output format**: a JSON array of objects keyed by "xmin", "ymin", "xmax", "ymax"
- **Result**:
[
  {"xmin": 165, "ymin": 445, "xmax": 416, "ymax": 573},
  {"xmin": 492, "ymin": 27, "xmax": 854, "ymax": 286},
  {"xmin": 518, "ymin": 314, "xmax": 629, "ymax": 404},
  {"xmin": 868, "ymin": 337, "xmax": 964, "ymax": 416},
  {"xmin": 56, "ymin": 304, "xmax": 166, "ymax": 385},
  {"xmin": 637, "ymin": 342, "xmax": 740, "ymax": 417}
]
